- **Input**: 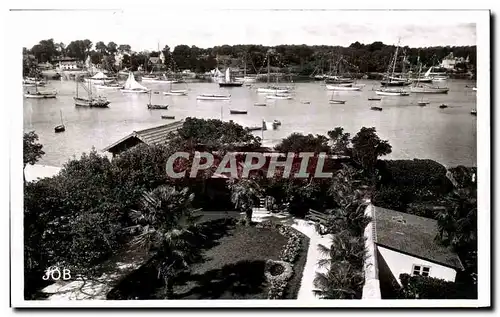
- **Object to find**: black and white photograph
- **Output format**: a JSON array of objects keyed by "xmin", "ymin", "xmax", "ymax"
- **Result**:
[{"xmin": 8, "ymin": 3, "xmax": 490, "ymax": 309}]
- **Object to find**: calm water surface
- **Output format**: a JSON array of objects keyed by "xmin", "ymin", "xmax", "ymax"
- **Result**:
[{"xmin": 23, "ymin": 79, "xmax": 477, "ymax": 167}]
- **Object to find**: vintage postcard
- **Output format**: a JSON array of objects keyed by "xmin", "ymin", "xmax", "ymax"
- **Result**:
[{"xmin": 8, "ymin": 3, "xmax": 491, "ymax": 308}]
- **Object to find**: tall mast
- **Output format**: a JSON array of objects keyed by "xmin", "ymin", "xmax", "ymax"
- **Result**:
[
  {"xmin": 391, "ymin": 39, "xmax": 400, "ymax": 78},
  {"xmin": 244, "ymin": 54, "xmax": 247, "ymax": 78},
  {"xmin": 267, "ymin": 51, "xmax": 270, "ymax": 84},
  {"xmin": 60, "ymin": 110, "xmax": 64, "ymax": 125}
]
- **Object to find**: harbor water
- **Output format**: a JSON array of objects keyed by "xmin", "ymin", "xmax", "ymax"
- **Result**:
[{"xmin": 23, "ymin": 79, "xmax": 477, "ymax": 168}]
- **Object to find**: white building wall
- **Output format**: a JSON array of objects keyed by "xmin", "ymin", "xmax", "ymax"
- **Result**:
[
  {"xmin": 362, "ymin": 203, "xmax": 382, "ymax": 299},
  {"xmin": 377, "ymin": 245, "xmax": 457, "ymax": 285}
]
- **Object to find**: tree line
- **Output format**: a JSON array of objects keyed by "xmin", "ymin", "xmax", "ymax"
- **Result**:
[{"xmin": 25, "ymin": 38, "xmax": 476, "ymax": 75}]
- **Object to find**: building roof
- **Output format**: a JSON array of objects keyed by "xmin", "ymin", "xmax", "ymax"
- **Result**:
[
  {"xmin": 102, "ymin": 120, "xmax": 184, "ymax": 153},
  {"xmin": 149, "ymin": 57, "xmax": 161, "ymax": 64},
  {"xmin": 373, "ymin": 206, "xmax": 464, "ymax": 270}
]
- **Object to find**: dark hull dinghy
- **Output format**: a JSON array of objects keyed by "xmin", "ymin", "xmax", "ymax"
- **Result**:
[
  {"xmin": 148, "ymin": 104, "xmax": 169, "ymax": 110},
  {"xmin": 230, "ymin": 110, "xmax": 248, "ymax": 114},
  {"xmin": 370, "ymin": 106, "xmax": 383, "ymax": 111},
  {"xmin": 439, "ymin": 104, "xmax": 448, "ymax": 109},
  {"xmin": 329, "ymin": 99, "xmax": 346, "ymax": 104},
  {"xmin": 161, "ymin": 115, "xmax": 176, "ymax": 119}
]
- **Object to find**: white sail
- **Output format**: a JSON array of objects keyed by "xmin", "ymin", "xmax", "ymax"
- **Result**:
[
  {"xmin": 424, "ymin": 66, "xmax": 432, "ymax": 78},
  {"xmin": 124, "ymin": 72, "xmax": 148, "ymax": 91},
  {"xmin": 91, "ymin": 72, "xmax": 109, "ymax": 79},
  {"xmin": 225, "ymin": 68, "xmax": 231, "ymax": 82}
]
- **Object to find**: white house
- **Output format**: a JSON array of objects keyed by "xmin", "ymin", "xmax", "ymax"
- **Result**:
[
  {"xmin": 362, "ymin": 204, "xmax": 464, "ymax": 299},
  {"xmin": 58, "ymin": 57, "xmax": 80, "ymax": 70}
]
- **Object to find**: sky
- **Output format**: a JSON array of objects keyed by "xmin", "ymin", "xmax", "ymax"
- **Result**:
[{"xmin": 12, "ymin": 9, "xmax": 477, "ymax": 51}]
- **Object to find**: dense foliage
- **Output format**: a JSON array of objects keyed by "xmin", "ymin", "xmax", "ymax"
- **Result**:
[
  {"xmin": 373, "ymin": 159, "xmax": 453, "ymax": 214},
  {"xmin": 25, "ymin": 38, "xmax": 476, "ymax": 76},
  {"xmin": 398, "ymin": 274, "xmax": 476, "ymax": 299},
  {"xmin": 313, "ymin": 165, "xmax": 370, "ymax": 299}
]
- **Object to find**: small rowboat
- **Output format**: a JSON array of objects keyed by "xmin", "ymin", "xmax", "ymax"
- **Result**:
[
  {"xmin": 246, "ymin": 126, "xmax": 263, "ymax": 131},
  {"xmin": 54, "ymin": 125, "xmax": 65, "ymax": 133},
  {"xmin": 368, "ymin": 98, "xmax": 381, "ymax": 101},
  {"xmin": 147, "ymin": 104, "xmax": 169, "ymax": 110},
  {"xmin": 254, "ymin": 103, "xmax": 267, "ymax": 106},
  {"xmin": 197, "ymin": 94, "xmax": 231, "ymax": 100},
  {"xmin": 439, "ymin": 104, "xmax": 448, "ymax": 109},
  {"xmin": 370, "ymin": 106, "xmax": 383, "ymax": 111},
  {"xmin": 301, "ymin": 101, "xmax": 311, "ymax": 104},
  {"xmin": 418, "ymin": 101, "xmax": 429, "ymax": 106},
  {"xmin": 229, "ymin": 110, "xmax": 248, "ymax": 115},
  {"xmin": 471, "ymin": 109, "xmax": 477, "ymax": 116},
  {"xmin": 329, "ymin": 99, "xmax": 346, "ymax": 104},
  {"xmin": 161, "ymin": 115, "xmax": 176, "ymax": 120}
]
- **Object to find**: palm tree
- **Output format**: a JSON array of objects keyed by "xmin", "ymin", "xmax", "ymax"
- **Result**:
[
  {"xmin": 228, "ymin": 178, "xmax": 262, "ymax": 224},
  {"xmin": 313, "ymin": 261, "xmax": 364, "ymax": 299},
  {"xmin": 317, "ymin": 231, "xmax": 366, "ymax": 271},
  {"xmin": 127, "ymin": 185, "xmax": 203, "ymax": 298}
]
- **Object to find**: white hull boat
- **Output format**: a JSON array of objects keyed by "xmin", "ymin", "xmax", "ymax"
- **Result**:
[
  {"xmin": 326, "ymin": 84, "xmax": 363, "ymax": 91},
  {"xmin": 257, "ymin": 87, "xmax": 289, "ymax": 94},
  {"xmin": 235, "ymin": 76, "xmax": 257, "ymax": 83},
  {"xmin": 24, "ymin": 91, "xmax": 57, "ymax": 99},
  {"xmin": 410, "ymin": 86, "xmax": 449, "ymax": 94},
  {"xmin": 197, "ymin": 94, "xmax": 231, "ymax": 100},
  {"xmin": 472, "ymin": 87, "xmax": 477, "ymax": 91},
  {"xmin": 266, "ymin": 93, "xmax": 292, "ymax": 100},
  {"xmin": 94, "ymin": 82, "xmax": 123, "ymax": 90},
  {"xmin": 121, "ymin": 72, "xmax": 149, "ymax": 93},
  {"xmin": 164, "ymin": 90, "xmax": 188, "ymax": 96},
  {"xmin": 432, "ymin": 76, "xmax": 448, "ymax": 82},
  {"xmin": 375, "ymin": 89, "xmax": 410, "ymax": 96}
]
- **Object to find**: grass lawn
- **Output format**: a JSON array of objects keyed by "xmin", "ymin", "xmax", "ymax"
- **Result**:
[{"xmin": 108, "ymin": 217, "xmax": 310, "ymax": 300}]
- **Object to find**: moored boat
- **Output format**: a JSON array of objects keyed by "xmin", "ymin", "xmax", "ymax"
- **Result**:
[
  {"xmin": 418, "ymin": 101, "xmax": 429, "ymax": 106},
  {"xmin": 368, "ymin": 98, "xmax": 381, "ymax": 101},
  {"xmin": 197, "ymin": 94, "xmax": 231, "ymax": 100},
  {"xmin": 54, "ymin": 110, "xmax": 65, "ymax": 133},
  {"xmin": 326, "ymin": 84, "xmax": 363, "ymax": 91},
  {"xmin": 329, "ymin": 99, "xmax": 346, "ymax": 104},
  {"xmin": 254, "ymin": 103, "xmax": 267, "ymax": 106},
  {"xmin": 121, "ymin": 72, "xmax": 149, "ymax": 93},
  {"xmin": 375, "ymin": 88, "xmax": 410, "ymax": 96},
  {"xmin": 370, "ymin": 106, "xmax": 383, "ymax": 111},
  {"xmin": 257, "ymin": 87, "xmax": 289, "ymax": 94},
  {"xmin": 266, "ymin": 93, "xmax": 292, "ymax": 100},
  {"xmin": 161, "ymin": 115, "xmax": 176, "ymax": 119},
  {"xmin": 439, "ymin": 104, "xmax": 448, "ymax": 109},
  {"xmin": 471, "ymin": 109, "xmax": 477, "ymax": 116},
  {"xmin": 24, "ymin": 90, "xmax": 57, "ymax": 99},
  {"xmin": 74, "ymin": 76, "xmax": 110, "ymax": 107},
  {"xmin": 229, "ymin": 109, "xmax": 248, "ymax": 114},
  {"xmin": 147, "ymin": 90, "xmax": 168, "ymax": 109},
  {"xmin": 410, "ymin": 85, "xmax": 449, "ymax": 94}
]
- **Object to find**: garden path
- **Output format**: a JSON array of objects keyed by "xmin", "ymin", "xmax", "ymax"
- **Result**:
[{"xmin": 249, "ymin": 209, "xmax": 332, "ymax": 300}]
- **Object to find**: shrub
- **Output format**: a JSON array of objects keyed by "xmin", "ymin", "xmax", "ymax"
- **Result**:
[
  {"xmin": 399, "ymin": 273, "xmax": 475, "ymax": 299},
  {"xmin": 278, "ymin": 226, "xmax": 302, "ymax": 263},
  {"xmin": 265, "ymin": 260, "xmax": 293, "ymax": 299}
]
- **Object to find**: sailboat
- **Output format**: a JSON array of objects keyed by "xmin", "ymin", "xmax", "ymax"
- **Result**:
[
  {"xmin": 74, "ymin": 76, "xmax": 110, "ymax": 107},
  {"xmin": 324, "ymin": 54, "xmax": 355, "ymax": 84},
  {"xmin": 24, "ymin": 81, "xmax": 57, "ymax": 99},
  {"xmin": 235, "ymin": 53, "xmax": 257, "ymax": 83},
  {"xmin": 325, "ymin": 55, "xmax": 363, "ymax": 91},
  {"xmin": 85, "ymin": 72, "xmax": 115, "ymax": 83},
  {"xmin": 257, "ymin": 50, "xmax": 290, "ymax": 94},
  {"xmin": 163, "ymin": 81, "xmax": 188, "ymax": 96},
  {"xmin": 147, "ymin": 90, "xmax": 169, "ymax": 109},
  {"xmin": 380, "ymin": 42, "xmax": 412, "ymax": 87},
  {"xmin": 410, "ymin": 64, "xmax": 449, "ymax": 94},
  {"xmin": 121, "ymin": 72, "xmax": 149, "ymax": 93},
  {"xmin": 54, "ymin": 110, "xmax": 65, "ymax": 133},
  {"xmin": 413, "ymin": 66, "xmax": 434, "ymax": 83},
  {"xmin": 219, "ymin": 68, "xmax": 243, "ymax": 87}
]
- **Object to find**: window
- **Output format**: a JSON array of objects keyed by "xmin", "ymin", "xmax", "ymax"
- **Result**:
[{"xmin": 412, "ymin": 265, "xmax": 431, "ymax": 277}]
